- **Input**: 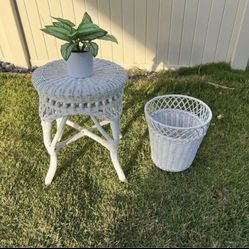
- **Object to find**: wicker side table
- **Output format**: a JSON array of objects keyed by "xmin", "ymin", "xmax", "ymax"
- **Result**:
[{"xmin": 32, "ymin": 59, "xmax": 128, "ymax": 185}]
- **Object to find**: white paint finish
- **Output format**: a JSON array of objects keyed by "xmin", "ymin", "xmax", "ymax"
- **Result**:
[
  {"xmin": 215, "ymin": 0, "xmax": 239, "ymax": 62},
  {"xmin": 134, "ymin": 0, "xmax": 146, "ymax": 64},
  {"xmin": 42, "ymin": 115, "xmax": 127, "ymax": 184},
  {"xmin": 202, "ymin": 0, "xmax": 226, "ymax": 64},
  {"xmin": 1, "ymin": 0, "xmax": 249, "ymax": 69},
  {"xmin": 157, "ymin": 0, "xmax": 172, "ymax": 68},
  {"xmin": 0, "ymin": 0, "xmax": 30, "ymax": 67},
  {"xmin": 0, "ymin": 17, "xmax": 11, "ymax": 62},
  {"xmin": 231, "ymin": 0, "xmax": 249, "ymax": 69},
  {"xmin": 24, "ymin": 0, "xmax": 49, "ymax": 60},
  {"xmin": 145, "ymin": 0, "xmax": 160, "ymax": 67},
  {"xmin": 110, "ymin": 0, "xmax": 124, "ymax": 64},
  {"xmin": 60, "ymin": 0, "xmax": 76, "ymax": 23},
  {"xmin": 145, "ymin": 94, "xmax": 212, "ymax": 172},
  {"xmin": 84, "ymin": 0, "xmax": 102, "ymax": 58},
  {"xmin": 85, "ymin": 0, "xmax": 98, "ymax": 24},
  {"xmin": 168, "ymin": 0, "xmax": 185, "ymax": 65},
  {"xmin": 190, "ymin": 0, "xmax": 212, "ymax": 65},
  {"xmin": 179, "ymin": 0, "xmax": 199, "ymax": 66},
  {"xmin": 16, "ymin": 0, "xmax": 38, "ymax": 60},
  {"xmin": 36, "ymin": 0, "xmax": 60, "ymax": 59},
  {"xmin": 66, "ymin": 51, "xmax": 93, "ymax": 78},
  {"xmin": 33, "ymin": 59, "xmax": 128, "ymax": 184},
  {"xmin": 47, "ymin": 0, "xmax": 64, "ymax": 58},
  {"xmin": 226, "ymin": 0, "xmax": 246, "ymax": 62},
  {"xmin": 97, "ymin": 0, "xmax": 112, "ymax": 61},
  {"xmin": 0, "ymin": 44, "xmax": 4, "ymax": 59},
  {"xmin": 72, "ymin": 0, "xmax": 86, "ymax": 24},
  {"xmin": 122, "ymin": 0, "xmax": 135, "ymax": 64}
]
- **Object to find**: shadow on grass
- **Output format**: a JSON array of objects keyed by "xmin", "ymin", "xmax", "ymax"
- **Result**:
[
  {"xmin": 121, "ymin": 76, "xmax": 167, "ymax": 136},
  {"xmin": 55, "ymin": 138, "xmax": 94, "ymax": 180}
]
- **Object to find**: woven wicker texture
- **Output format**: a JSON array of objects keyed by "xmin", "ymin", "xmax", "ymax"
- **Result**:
[
  {"xmin": 145, "ymin": 95, "xmax": 212, "ymax": 142},
  {"xmin": 32, "ymin": 59, "xmax": 128, "ymax": 121},
  {"xmin": 145, "ymin": 94, "xmax": 212, "ymax": 172}
]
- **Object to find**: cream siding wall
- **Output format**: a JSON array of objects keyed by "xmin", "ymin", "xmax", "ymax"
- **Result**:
[
  {"xmin": 0, "ymin": 0, "xmax": 249, "ymax": 70},
  {"xmin": 0, "ymin": 0, "xmax": 30, "ymax": 67}
]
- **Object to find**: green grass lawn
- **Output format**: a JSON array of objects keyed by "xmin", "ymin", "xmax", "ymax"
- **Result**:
[{"xmin": 1, "ymin": 63, "xmax": 249, "ymax": 247}]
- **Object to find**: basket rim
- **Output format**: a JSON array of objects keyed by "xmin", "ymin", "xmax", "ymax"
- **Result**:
[{"xmin": 144, "ymin": 94, "xmax": 213, "ymax": 131}]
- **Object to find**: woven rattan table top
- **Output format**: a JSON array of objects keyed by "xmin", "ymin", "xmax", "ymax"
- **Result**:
[{"xmin": 32, "ymin": 58, "xmax": 128, "ymax": 102}]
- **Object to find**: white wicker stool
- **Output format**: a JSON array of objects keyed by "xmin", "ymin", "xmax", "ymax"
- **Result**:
[{"xmin": 32, "ymin": 59, "xmax": 128, "ymax": 185}]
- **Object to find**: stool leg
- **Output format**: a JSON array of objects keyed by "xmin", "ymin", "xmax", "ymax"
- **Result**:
[
  {"xmin": 41, "ymin": 120, "xmax": 58, "ymax": 186},
  {"xmin": 45, "ymin": 149, "xmax": 57, "ymax": 186},
  {"xmin": 110, "ymin": 118, "xmax": 127, "ymax": 182},
  {"xmin": 56, "ymin": 118, "xmax": 63, "ymax": 142}
]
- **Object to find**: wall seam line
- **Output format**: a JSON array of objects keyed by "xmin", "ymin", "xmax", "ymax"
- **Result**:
[{"xmin": 12, "ymin": 0, "xmax": 31, "ymax": 68}]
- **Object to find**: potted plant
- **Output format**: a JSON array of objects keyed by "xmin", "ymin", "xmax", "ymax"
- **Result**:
[{"xmin": 41, "ymin": 12, "xmax": 118, "ymax": 78}]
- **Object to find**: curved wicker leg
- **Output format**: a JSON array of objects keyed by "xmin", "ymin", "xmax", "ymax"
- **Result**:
[
  {"xmin": 56, "ymin": 118, "xmax": 63, "ymax": 142},
  {"xmin": 110, "ymin": 118, "xmax": 127, "ymax": 182},
  {"xmin": 41, "ymin": 120, "xmax": 57, "ymax": 185},
  {"xmin": 44, "ymin": 150, "xmax": 57, "ymax": 186},
  {"xmin": 41, "ymin": 117, "xmax": 67, "ymax": 185}
]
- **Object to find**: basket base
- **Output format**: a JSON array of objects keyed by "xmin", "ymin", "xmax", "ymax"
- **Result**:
[
  {"xmin": 149, "ymin": 128, "xmax": 203, "ymax": 172},
  {"xmin": 153, "ymin": 158, "xmax": 192, "ymax": 172}
]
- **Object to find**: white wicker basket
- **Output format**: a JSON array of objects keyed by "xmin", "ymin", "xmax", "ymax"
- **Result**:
[{"xmin": 144, "ymin": 94, "xmax": 212, "ymax": 172}]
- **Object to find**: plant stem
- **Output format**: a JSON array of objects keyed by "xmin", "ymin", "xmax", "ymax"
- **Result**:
[
  {"xmin": 81, "ymin": 42, "xmax": 86, "ymax": 51},
  {"xmin": 76, "ymin": 43, "xmax": 80, "ymax": 52}
]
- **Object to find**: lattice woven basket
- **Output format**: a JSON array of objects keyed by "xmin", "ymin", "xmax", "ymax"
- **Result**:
[{"xmin": 144, "ymin": 94, "xmax": 212, "ymax": 172}]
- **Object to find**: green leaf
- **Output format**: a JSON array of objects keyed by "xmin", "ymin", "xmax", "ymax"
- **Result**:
[
  {"xmin": 51, "ymin": 16, "xmax": 75, "ymax": 27},
  {"xmin": 41, "ymin": 26, "xmax": 72, "ymax": 41},
  {"xmin": 77, "ymin": 23, "xmax": 107, "ymax": 41},
  {"xmin": 82, "ymin": 12, "xmax": 93, "ymax": 25},
  {"xmin": 60, "ymin": 43, "xmax": 77, "ymax": 60},
  {"xmin": 53, "ymin": 22, "xmax": 75, "ymax": 33},
  {"xmin": 77, "ymin": 12, "xmax": 93, "ymax": 32},
  {"xmin": 86, "ymin": 42, "xmax": 99, "ymax": 57},
  {"xmin": 69, "ymin": 31, "xmax": 79, "ymax": 41},
  {"xmin": 98, "ymin": 34, "xmax": 118, "ymax": 44}
]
